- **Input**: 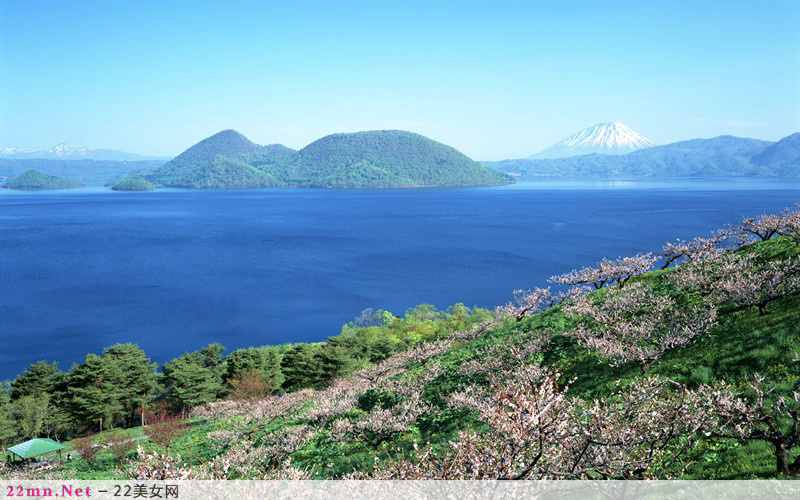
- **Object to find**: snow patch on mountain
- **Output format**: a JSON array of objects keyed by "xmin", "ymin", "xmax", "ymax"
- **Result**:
[
  {"xmin": 0, "ymin": 144, "xmax": 170, "ymax": 161},
  {"xmin": 530, "ymin": 122, "xmax": 655, "ymax": 159}
]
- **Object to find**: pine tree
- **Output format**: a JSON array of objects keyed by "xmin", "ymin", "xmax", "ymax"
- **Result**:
[
  {"xmin": 100, "ymin": 344, "xmax": 159, "ymax": 427},
  {"xmin": 162, "ymin": 358, "xmax": 219, "ymax": 415},
  {"xmin": 67, "ymin": 354, "xmax": 124, "ymax": 433},
  {"xmin": 10, "ymin": 361, "xmax": 64, "ymax": 400},
  {"xmin": 280, "ymin": 344, "xmax": 321, "ymax": 390}
]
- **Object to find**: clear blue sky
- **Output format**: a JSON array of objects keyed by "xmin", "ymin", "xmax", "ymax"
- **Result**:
[{"xmin": 1, "ymin": 0, "xmax": 798, "ymax": 159}]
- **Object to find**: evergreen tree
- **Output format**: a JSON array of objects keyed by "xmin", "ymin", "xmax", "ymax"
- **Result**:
[
  {"xmin": 0, "ymin": 383, "xmax": 18, "ymax": 448},
  {"xmin": 100, "ymin": 344, "xmax": 159, "ymax": 427},
  {"xmin": 67, "ymin": 354, "xmax": 124, "ymax": 433},
  {"xmin": 224, "ymin": 347, "xmax": 282, "ymax": 392},
  {"xmin": 162, "ymin": 358, "xmax": 219, "ymax": 415},
  {"xmin": 10, "ymin": 361, "xmax": 63, "ymax": 400},
  {"xmin": 280, "ymin": 344, "xmax": 321, "ymax": 390},
  {"xmin": 312, "ymin": 345, "xmax": 351, "ymax": 386}
]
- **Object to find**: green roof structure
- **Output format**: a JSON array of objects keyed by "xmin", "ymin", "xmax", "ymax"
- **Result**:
[{"xmin": 7, "ymin": 438, "xmax": 65, "ymax": 460}]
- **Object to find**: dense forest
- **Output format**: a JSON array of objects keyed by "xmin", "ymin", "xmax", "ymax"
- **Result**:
[
  {"xmin": 147, "ymin": 129, "xmax": 512, "ymax": 189},
  {"xmin": 2, "ymin": 169, "xmax": 83, "ymax": 189},
  {"xmin": 2, "ymin": 207, "xmax": 799, "ymax": 480},
  {"xmin": 108, "ymin": 177, "xmax": 156, "ymax": 191}
]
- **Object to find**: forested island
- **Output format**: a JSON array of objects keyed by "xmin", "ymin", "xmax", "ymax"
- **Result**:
[
  {"xmin": 107, "ymin": 177, "xmax": 156, "ymax": 191},
  {"xmin": 146, "ymin": 129, "xmax": 512, "ymax": 189},
  {"xmin": 3, "ymin": 169, "xmax": 83, "ymax": 190},
  {"xmin": 2, "ymin": 207, "xmax": 799, "ymax": 480}
]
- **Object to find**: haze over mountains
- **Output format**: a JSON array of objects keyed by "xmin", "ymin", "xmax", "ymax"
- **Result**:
[
  {"xmin": 486, "ymin": 131, "xmax": 799, "ymax": 179},
  {"xmin": 0, "ymin": 143, "xmax": 169, "ymax": 161},
  {"xmin": 1, "ymin": 126, "xmax": 797, "ymax": 188},
  {"xmin": 530, "ymin": 122, "xmax": 655, "ymax": 159}
]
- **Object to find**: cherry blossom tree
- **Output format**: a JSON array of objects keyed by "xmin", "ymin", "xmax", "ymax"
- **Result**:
[
  {"xmin": 549, "ymin": 253, "xmax": 657, "ymax": 290},
  {"xmin": 352, "ymin": 367, "xmax": 710, "ymax": 480},
  {"xmin": 660, "ymin": 232, "xmax": 727, "ymax": 270},
  {"xmin": 714, "ymin": 258, "xmax": 800, "ymax": 315},
  {"xmin": 669, "ymin": 251, "xmax": 756, "ymax": 297},
  {"xmin": 566, "ymin": 283, "xmax": 717, "ymax": 373},
  {"xmin": 777, "ymin": 204, "xmax": 800, "ymax": 245},
  {"xmin": 699, "ymin": 375, "xmax": 800, "ymax": 477},
  {"xmin": 147, "ymin": 413, "xmax": 189, "ymax": 457},
  {"xmin": 734, "ymin": 209, "xmax": 794, "ymax": 241},
  {"xmin": 672, "ymin": 253, "xmax": 800, "ymax": 315},
  {"xmin": 495, "ymin": 287, "xmax": 589, "ymax": 321}
]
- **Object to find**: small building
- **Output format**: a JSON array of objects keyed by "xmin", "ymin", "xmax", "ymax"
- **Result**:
[{"xmin": 7, "ymin": 438, "xmax": 66, "ymax": 463}]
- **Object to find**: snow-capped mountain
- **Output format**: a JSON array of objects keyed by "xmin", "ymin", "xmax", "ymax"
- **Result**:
[
  {"xmin": 0, "ymin": 143, "xmax": 170, "ymax": 161},
  {"xmin": 529, "ymin": 122, "xmax": 655, "ymax": 159}
]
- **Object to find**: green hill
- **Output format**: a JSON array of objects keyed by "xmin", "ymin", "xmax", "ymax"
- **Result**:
[
  {"xmin": 108, "ymin": 177, "xmax": 156, "ymax": 191},
  {"xmin": 11, "ymin": 214, "xmax": 799, "ymax": 481},
  {"xmin": 148, "ymin": 130, "xmax": 269, "ymax": 187},
  {"xmin": 288, "ymin": 130, "xmax": 512, "ymax": 188},
  {"xmin": 3, "ymin": 169, "xmax": 83, "ymax": 189},
  {"xmin": 147, "ymin": 129, "xmax": 512, "ymax": 189},
  {"xmin": 168, "ymin": 236, "xmax": 797, "ymax": 480}
]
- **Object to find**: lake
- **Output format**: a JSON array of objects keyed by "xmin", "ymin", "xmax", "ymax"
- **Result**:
[{"xmin": 1, "ymin": 178, "xmax": 798, "ymax": 379}]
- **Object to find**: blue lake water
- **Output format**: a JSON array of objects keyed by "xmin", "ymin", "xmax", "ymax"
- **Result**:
[{"xmin": 1, "ymin": 178, "xmax": 798, "ymax": 379}]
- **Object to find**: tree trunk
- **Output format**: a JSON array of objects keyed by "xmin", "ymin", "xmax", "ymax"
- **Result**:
[
  {"xmin": 776, "ymin": 442, "xmax": 789, "ymax": 477},
  {"xmin": 789, "ymin": 453, "xmax": 800, "ymax": 476},
  {"xmin": 99, "ymin": 417, "xmax": 103, "ymax": 433}
]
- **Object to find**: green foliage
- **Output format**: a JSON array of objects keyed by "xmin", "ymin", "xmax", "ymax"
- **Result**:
[
  {"xmin": 163, "ymin": 344, "xmax": 227, "ymax": 411},
  {"xmin": 10, "ymin": 361, "xmax": 64, "ymax": 400},
  {"xmin": 223, "ymin": 346, "xmax": 282, "ymax": 390},
  {"xmin": 108, "ymin": 177, "xmax": 155, "ymax": 191},
  {"xmin": 66, "ymin": 354, "xmax": 125, "ymax": 433},
  {"xmin": 9, "ymin": 394, "xmax": 51, "ymax": 439},
  {"xmin": 3, "ymin": 169, "xmax": 82, "ymax": 189},
  {"xmin": 0, "ymin": 384, "xmax": 16, "ymax": 447},
  {"xmin": 9, "ymin": 238, "xmax": 799, "ymax": 480},
  {"xmin": 0, "ymin": 159, "xmax": 164, "ymax": 185},
  {"xmin": 280, "ymin": 344, "xmax": 321, "ymax": 391},
  {"xmin": 100, "ymin": 344, "xmax": 159, "ymax": 426},
  {"xmin": 148, "ymin": 129, "xmax": 512, "ymax": 189}
]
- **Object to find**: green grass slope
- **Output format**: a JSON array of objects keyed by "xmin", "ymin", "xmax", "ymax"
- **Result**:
[{"xmin": 44, "ymin": 237, "xmax": 797, "ymax": 481}]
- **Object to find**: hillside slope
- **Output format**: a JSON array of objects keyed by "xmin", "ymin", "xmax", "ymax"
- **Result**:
[
  {"xmin": 487, "ymin": 134, "xmax": 797, "ymax": 178},
  {"xmin": 148, "ymin": 129, "xmax": 512, "ymax": 189},
  {"xmin": 289, "ymin": 130, "xmax": 511, "ymax": 188},
  {"xmin": 35, "ymin": 233, "xmax": 798, "ymax": 481}
]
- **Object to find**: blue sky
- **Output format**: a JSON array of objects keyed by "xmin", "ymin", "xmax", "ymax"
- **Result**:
[{"xmin": 1, "ymin": 0, "xmax": 798, "ymax": 159}]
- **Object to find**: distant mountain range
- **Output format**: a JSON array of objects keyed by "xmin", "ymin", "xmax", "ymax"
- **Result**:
[
  {"xmin": 1, "ymin": 129, "xmax": 797, "ymax": 188},
  {"xmin": 146, "ymin": 129, "xmax": 512, "ymax": 189},
  {"xmin": 0, "ymin": 143, "xmax": 170, "ymax": 161},
  {"xmin": 485, "ymin": 133, "xmax": 800, "ymax": 178},
  {"xmin": 530, "ymin": 122, "xmax": 655, "ymax": 159}
]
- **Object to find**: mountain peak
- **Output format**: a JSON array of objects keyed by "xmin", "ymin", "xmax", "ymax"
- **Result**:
[{"xmin": 530, "ymin": 122, "xmax": 655, "ymax": 159}]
